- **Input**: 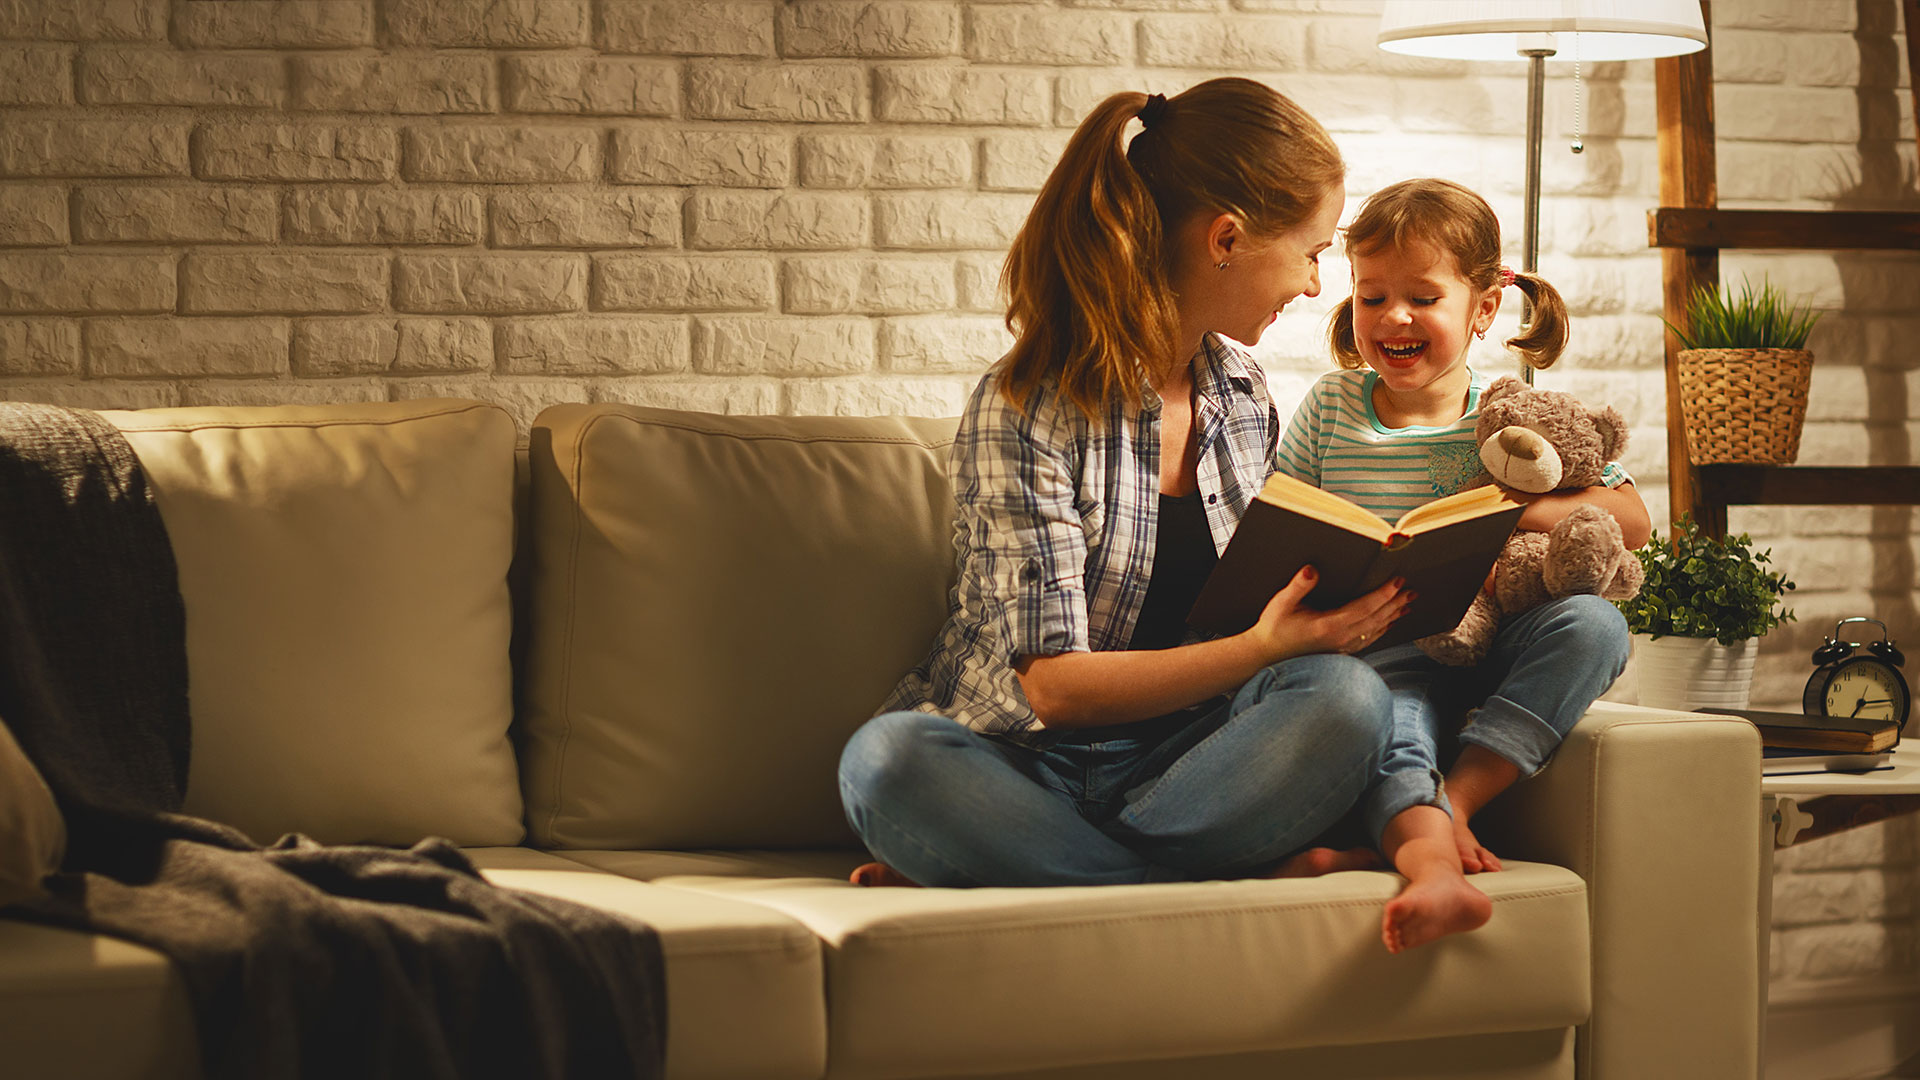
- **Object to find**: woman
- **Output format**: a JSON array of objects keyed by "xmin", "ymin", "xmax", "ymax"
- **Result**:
[{"xmin": 839, "ymin": 79, "xmax": 1420, "ymax": 914}]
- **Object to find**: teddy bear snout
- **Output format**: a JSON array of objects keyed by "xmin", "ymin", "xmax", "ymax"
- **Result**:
[{"xmin": 1480, "ymin": 425, "xmax": 1563, "ymax": 493}]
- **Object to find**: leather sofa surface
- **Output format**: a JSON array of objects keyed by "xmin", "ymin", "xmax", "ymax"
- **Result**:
[{"xmin": 0, "ymin": 399, "xmax": 1764, "ymax": 1080}]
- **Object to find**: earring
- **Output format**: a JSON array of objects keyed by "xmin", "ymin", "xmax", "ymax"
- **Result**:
[
  {"xmin": 1475, "ymin": 327, "xmax": 1487, "ymax": 340},
  {"xmin": 1216, "ymin": 261, "xmax": 1229, "ymax": 271}
]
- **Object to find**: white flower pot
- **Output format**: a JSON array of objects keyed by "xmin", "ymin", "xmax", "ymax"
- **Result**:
[{"xmin": 1629, "ymin": 633, "xmax": 1758, "ymax": 712}]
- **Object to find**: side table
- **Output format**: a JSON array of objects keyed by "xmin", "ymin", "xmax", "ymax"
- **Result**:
[{"xmin": 1756, "ymin": 743, "xmax": 1920, "ymax": 1078}]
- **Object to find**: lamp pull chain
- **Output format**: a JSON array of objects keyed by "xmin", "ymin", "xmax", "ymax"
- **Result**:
[{"xmin": 1571, "ymin": 36, "xmax": 1585, "ymax": 154}]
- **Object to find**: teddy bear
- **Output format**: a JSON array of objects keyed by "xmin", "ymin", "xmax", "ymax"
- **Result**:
[{"xmin": 1416, "ymin": 376, "xmax": 1645, "ymax": 667}]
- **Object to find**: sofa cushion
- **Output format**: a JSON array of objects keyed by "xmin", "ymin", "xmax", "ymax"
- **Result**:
[
  {"xmin": 0, "ymin": 849, "xmax": 828, "ymax": 1080},
  {"xmin": 521, "ymin": 404, "xmax": 958, "ymax": 849},
  {"xmin": 103, "ymin": 400, "xmax": 523, "ymax": 847},
  {"xmin": 0, "ymin": 718, "xmax": 64, "ymax": 907},
  {"xmin": 563, "ymin": 850, "xmax": 1592, "ymax": 1080},
  {"xmin": 467, "ymin": 848, "xmax": 827, "ymax": 1080},
  {"xmin": 0, "ymin": 919, "xmax": 198, "ymax": 1080}
]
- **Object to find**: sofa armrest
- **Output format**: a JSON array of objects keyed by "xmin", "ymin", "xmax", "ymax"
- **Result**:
[{"xmin": 1477, "ymin": 701, "xmax": 1761, "ymax": 1080}]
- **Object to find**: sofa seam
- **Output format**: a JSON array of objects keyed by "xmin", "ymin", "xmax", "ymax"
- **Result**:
[
  {"xmin": 107, "ymin": 401, "xmax": 507, "ymax": 434},
  {"xmin": 838, "ymin": 886, "xmax": 1588, "ymax": 942},
  {"xmin": 543, "ymin": 411, "xmax": 595, "ymax": 846},
  {"xmin": 586, "ymin": 408, "xmax": 956, "ymax": 451}
]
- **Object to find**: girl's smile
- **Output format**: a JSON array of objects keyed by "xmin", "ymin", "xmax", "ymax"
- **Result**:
[{"xmin": 1376, "ymin": 339, "xmax": 1428, "ymax": 366}]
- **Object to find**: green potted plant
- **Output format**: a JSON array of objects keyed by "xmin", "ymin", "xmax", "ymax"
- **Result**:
[
  {"xmin": 1665, "ymin": 276, "xmax": 1821, "ymax": 465},
  {"xmin": 1616, "ymin": 516, "xmax": 1796, "ymax": 711}
]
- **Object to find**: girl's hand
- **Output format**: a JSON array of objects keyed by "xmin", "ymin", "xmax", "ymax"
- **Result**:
[{"xmin": 1243, "ymin": 566, "xmax": 1412, "ymax": 663}]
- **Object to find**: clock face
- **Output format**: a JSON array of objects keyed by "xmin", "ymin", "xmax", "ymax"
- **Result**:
[{"xmin": 1821, "ymin": 657, "xmax": 1911, "ymax": 723}]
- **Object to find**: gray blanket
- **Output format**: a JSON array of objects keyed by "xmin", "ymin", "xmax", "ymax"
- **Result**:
[{"xmin": 0, "ymin": 403, "xmax": 666, "ymax": 1080}]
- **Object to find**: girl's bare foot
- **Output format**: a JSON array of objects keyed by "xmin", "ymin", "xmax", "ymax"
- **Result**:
[
  {"xmin": 1266, "ymin": 846, "xmax": 1382, "ymax": 878},
  {"xmin": 850, "ymin": 862, "xmax": 920, "ymax": 887},
  {"xmin": 1381, "ymin": 873, "xmax": 1492, "ymax": 953},
  {"xmin": 1453, "ymin": 818, "xmax": 1502, "ymax": 874}
]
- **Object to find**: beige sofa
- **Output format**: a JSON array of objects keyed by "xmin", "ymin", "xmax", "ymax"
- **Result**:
[{"xmin": 0, "ymin": 398, "xmax": 1763, "ymax": 1080}]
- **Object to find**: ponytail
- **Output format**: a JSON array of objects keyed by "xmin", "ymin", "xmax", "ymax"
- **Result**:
[
  {"xmin": 1327, "ymin": 297, "xmax": 1363, "ymax": 369},
  {"xmin": 1506, "ymin": 271, "xmax": 1569, "ymax": 369},
  {"xmin": 1001, "ymin": 91, "xmax": 1178, "ymax": 419},
  {"xmin": 1001, "ymin": 78, "xmax": 1344, "ymax": 420}
]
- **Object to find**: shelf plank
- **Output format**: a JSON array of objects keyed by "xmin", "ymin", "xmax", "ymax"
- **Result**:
[
  {"xmin": 1695, "ymin": 466, "xmax": 1920, "ymax": 506},
  {"xmin": 1908, "ymin": 0, "xmax": 1920, "ymax": 152},
  {"xmin": 1650, "ymin": 208, "xmax": 1920, "ymax": 251},
  {"xmin": 1655, "ymin": 41, "xmax": 1720, "ymax": 535}
]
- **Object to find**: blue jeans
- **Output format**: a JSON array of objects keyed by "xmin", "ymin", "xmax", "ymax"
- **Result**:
[
  {"xmin": 1360, "ymin": 594, "xmax": 1631, "ymax": 846},
  {"xmin": 837, "ymin": 654, "xmax": 1392, "ymax": 887}
]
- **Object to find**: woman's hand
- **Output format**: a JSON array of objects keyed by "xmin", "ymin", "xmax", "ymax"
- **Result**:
[{"xmin": 1241, "ymin": 566, "xmax": 1412, "ymax": 664}]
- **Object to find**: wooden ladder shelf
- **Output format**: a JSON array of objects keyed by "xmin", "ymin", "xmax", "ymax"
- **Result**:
[{"xmin": 1650, "ymin": 0, "xmax": 1920, "ymax": 537}]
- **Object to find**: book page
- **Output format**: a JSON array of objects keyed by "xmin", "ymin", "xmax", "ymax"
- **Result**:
[
  {"xmin": 1256, "ymin": 472, "xmax": 1392, "ymax": 545},
  {"xmin": 1394, "ymin": 483, "xmax": 1523, "ymax": 535}
]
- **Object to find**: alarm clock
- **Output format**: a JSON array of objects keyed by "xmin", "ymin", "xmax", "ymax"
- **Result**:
[{"xmin": 1804, "ymin": 617, "xmax": 1912, "ymax": 734}]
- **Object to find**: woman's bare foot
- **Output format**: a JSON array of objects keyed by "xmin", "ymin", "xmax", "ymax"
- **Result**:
[
  {"xmin": 849, "ymin": 862, "xmax": 920, "ymax": 887},
  {"xmin": 1266, "ymin": 846, "xmax": 1382, "ymax": 878},
  {"xmin": 1453, "ymin": 818, "xmax": 1502, "ymax": 874},
  {"xmin": 1381, "ymin": 872, "xmax": 1492, "ymax": 953}
]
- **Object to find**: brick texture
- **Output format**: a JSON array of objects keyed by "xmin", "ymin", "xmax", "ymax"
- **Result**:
[
  {"xmin": 193, "ymin": 124, "xmax": 398, "ymax": 182},
  {"xmin": 492, "ymin": 191, "xmax": 680, "ymax": 249},
  {"xmin": 393, "ymin": 255, "xmax": 587, "ymax": 314},
  {"xmin": 75, "ymin": 185, "xmax": 278, "ymax": 244},
  {"xmin": 172, "ymin": 2, "xmax": 374, "ymax": 49},
  {"xmin": 181, "ymin": 253, "xmax": 387, "ymax": 314},
  {"xmin": 284, "ymin": 189, "xmax": 483, "ymax": 245},
  {"xmin": 594, "ymin": 255, "xmax": 776, "ymax": 312},
  {"xmin": 1, "ymin": 120, "xmax": 189, "ymax": 177},
  {"xmin": 79, "ymin": 47, "xmax": 285, "ymax": 108},
  {"xmin": 86, "ymin": 317, "xmax": 288, "ymax": 378},
  {"xmin": 293, "ymin": 317, "xmax": 491, "ymax": 375},
  {"xmin": 0, "ymin": 45, "xmax": 74, "ymax": 105}
]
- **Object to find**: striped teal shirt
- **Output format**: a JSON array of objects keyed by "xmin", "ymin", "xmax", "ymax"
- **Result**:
[{"xmin": 1274, "ymin": 368, "xmax": 1629, "ymax": 522}]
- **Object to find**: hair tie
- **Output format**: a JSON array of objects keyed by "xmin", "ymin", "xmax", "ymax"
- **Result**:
[
  {"xmin": 1139, "ymin": 93, "xmax": 1168, "ymax": 129},
  {"xmin": 1498, "ymin": 266, "xmax": 1516, "ymax": 288}
]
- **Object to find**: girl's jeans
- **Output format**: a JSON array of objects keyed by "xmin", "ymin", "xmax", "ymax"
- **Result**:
[
  {"xmin": 837, "ymin": 654, "xmax": 1392, "ymax": 887},
  {"xmin": 1360, "ymin": 593, "xmax": 1632, "ymax": 846}
]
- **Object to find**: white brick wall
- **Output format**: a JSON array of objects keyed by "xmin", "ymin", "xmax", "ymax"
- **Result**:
[{"xmin": 1, "ymin": 2, "xmax": 1918, "ymax": 1059}]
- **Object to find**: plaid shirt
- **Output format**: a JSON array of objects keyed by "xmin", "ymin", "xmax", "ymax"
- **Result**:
[{"xmin": 881, "ymin": 334, "xmax": 1280, "ymax": 743}]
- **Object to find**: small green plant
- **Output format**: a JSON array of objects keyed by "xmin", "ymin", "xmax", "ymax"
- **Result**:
[
  {"xmin": 1664, "ymin": 276, "xmax": 1822, "ymax": 350},
  {"xmin": 1617, "ymin": 516, "xmax": 1796, "ymax": 646}
]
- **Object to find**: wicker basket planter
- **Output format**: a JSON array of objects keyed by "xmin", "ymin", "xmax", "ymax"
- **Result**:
[{"xmin": 1675, "ymin": 347, "xmax": 1813, "ymax": 465}]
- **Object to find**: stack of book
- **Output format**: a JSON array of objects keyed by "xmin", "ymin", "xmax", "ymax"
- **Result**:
[{"xmin": 1699, "ymin": 709, "xmax": 1902, "ymax": 776}]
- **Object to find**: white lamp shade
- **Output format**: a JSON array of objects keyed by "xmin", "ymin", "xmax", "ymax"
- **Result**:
[{"xmin": 1378, "ymin": 1, "xmax": 1707, "ymax": 61}]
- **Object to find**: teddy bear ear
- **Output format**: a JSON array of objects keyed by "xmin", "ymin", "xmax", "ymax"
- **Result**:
[
  {"xmin": 1588, "ymin": 405, "xmax": 1629, "ymax": 460},
  {"xmin": 1482, "ymin": 376, "xmax": 1526, "ymax": 405}
]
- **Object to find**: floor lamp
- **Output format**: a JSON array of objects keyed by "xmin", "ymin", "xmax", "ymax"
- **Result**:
[{"xmin": 1376, "ymin": 1, "xmax": 1708, "ymax": 382}]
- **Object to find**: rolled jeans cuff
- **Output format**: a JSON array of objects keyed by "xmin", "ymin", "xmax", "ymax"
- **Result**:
[
  {"xmin": 1365, "ymin": 766, "xmax": 1451, "ymax": 851},
  {"xmin": 1458, "ymin": 696, "xmax": 1563, "ymax": 777}
]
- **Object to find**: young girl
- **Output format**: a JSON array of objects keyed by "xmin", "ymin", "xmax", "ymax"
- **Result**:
[
  {"xmin": 1276, "ymin": 178, "xmax": 1651, "ymax": 890},
  {"xmin": 838, "ymin": 80, "xmax": 1491, "ymax": 951}
]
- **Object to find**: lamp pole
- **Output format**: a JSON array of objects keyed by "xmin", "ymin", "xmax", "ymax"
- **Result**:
[{"xmin": 1519, "ymin": 48, "xmax": 1553, "ymax": 385}]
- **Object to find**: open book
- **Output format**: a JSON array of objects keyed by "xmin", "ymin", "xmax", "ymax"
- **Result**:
[{"xmin": 1186, "ymin": 472, "xmax": 1525, "ymax": 649}]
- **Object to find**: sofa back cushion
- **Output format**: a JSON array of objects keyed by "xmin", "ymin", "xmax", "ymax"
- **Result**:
[
  {"xmin": 522, "ymin": 404, "xmax": 957, "ymax": 849},
  {"xmin": 104, "ymin": 400, "xmax": 524, "ymax": 847}
]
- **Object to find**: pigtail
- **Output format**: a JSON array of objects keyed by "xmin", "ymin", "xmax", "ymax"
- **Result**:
[
  {"xmin": 1326, "ymin": 297, "xmax": 1364, "ymax": 369},
  {"xmin": 1001, "ymin": 91, "xmax": 1179, "ymax": 419},
  {"xmin": 1505, "ymin": 271, "xmax": 1569, "ymax": 370}
]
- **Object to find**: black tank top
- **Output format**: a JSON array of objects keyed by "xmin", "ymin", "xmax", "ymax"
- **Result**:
[{"xmin": 1127, "ymin": 491, "xmax": 1218, "ymax": 651}]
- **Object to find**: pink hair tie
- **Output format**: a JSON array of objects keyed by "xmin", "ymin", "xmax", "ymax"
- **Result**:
[{"xmin": 1498, "ymin": 266, "xmax": 1516, "ymax": 288}]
